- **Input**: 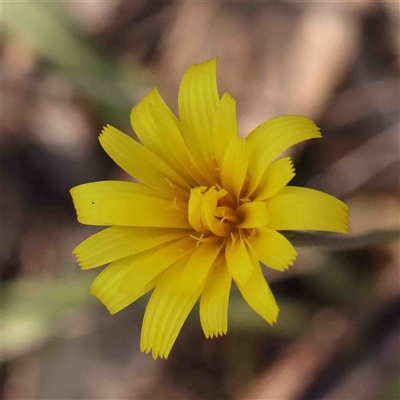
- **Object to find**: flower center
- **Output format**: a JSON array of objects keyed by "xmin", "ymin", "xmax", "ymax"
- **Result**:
[{"xmin": 188, "ymin": 186, "xmax": 269, "ymax": 238}]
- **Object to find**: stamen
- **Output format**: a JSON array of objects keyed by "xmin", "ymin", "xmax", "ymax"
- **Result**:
[
  {"xmin": 166, "ymin": 197, "xmax": 180, "ymax": 210},
  {"xmin": 230, "ymin": 232, "xmax": 236, "ymax": 248},
  {"xmin": 248, "ymin": 228, "xmax": 256, "ymax": 240},
  {"xmin": 190, "ymin": 233, "xmax": 206, "ymax": 247},
  {"xmin": 219, "ymin": 209, "xmax": 227, "ymax": 225},
  {"xmin": 240, "ymin": 198, "xmax": 251, "ymax": 203},
  {"xmin": 215, "ymin": 185, "xmax": 228, "ymax": 200},
  {"xmin": 165, "ymin": 178, "xmax": 175, "ymax": 188}
]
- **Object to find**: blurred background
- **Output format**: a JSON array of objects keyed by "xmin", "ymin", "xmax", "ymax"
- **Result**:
[{"xmin": 2, "ymin": 1, "xmax": 400, "ymax": 399}]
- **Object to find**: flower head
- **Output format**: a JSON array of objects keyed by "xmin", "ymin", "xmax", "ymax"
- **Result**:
[{"xmin": 71, "ymin": 59, "xmax": 349, "ymax": 359}]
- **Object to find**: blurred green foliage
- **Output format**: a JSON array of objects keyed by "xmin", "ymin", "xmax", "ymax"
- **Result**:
[
  {"xmin": 2, "ymin": 274, "xmax": 96, "ymax": 362},
  {"xmin": 3, "ymin": 1, "xmax": 145, "ymax": 116},
  {"xmin": 379, "ymin": 374, "xmax": 400, "ymax": 400},
  {"xmin": 3, "ymin": 2, "xmax": 116, "ymax": 76}
]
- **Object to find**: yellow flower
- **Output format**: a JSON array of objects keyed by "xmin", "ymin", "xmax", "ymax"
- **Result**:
[{"xmin": 70, "ymin": 59, "xmax": 349, "ymax": 359}]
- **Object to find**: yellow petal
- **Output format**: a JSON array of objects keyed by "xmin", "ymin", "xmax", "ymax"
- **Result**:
[
  {"xmin": 253, "ymin": 157, "xmax": 295, "ymax": 201},
  {"xmin": 70, "ymin": 181, "xmax": 172, "ymax": 226},
  {"xmin": 91, "ymin": 237, "xmax": 195, "ymax": 314},
  {"xmin": 99, "ymin": 125, "xmax": 190, "ymax": 197},
  {"xmin": 188, "ymin": 187, "xmax": 231, "ymax": 237},
  {"xmin": 200, "ymin": 262, "xmax": 231, "ymax": 338},
  {"xmin": 140, "ymin": 253, "xmax": 203, "ymax": 359},
  {"xmin": 266, "ymin": 186, "xmax": 349, "ymax": 233},
  {"xmin": 130, "ymin": 88, "xmax": 193, "ymax": 183},
  {"xmin": 130, "ymin": 87, "xmax": 210, "ymax": 186},
  {"xmin": 107, "ymin": 273, "xmax": 164, "ymax": 317},
  {"xmin": 213, "ymin": 93, "xmax": 238, "ymax": 167},
  {"xmin": 235, "ymin": 252, "xmax": 279, "ymax": 325},
  {"xmin": 130, "ymin": 87, "xmax": 179, "ymax": 152},
  {"xmin": 178, "ymin": 59, "xmax": 219, "ymax": 178},
  {"xmin": 246, "ymin": 227, "xmax": 297, "ymax": 271},
  {"xmin": 220, "ymin": 138, "xmax": 249, "ymax": 202},
  {"xmin": 72, "ymin": 226, "xmax": 188, "ymax": 270},
  {"xmin": 179, "ymin": 240, "xmax": 224, "ymax": 292},
  {"xmin": 99, "ymin": 196, "xmax": 190, "ymax": 228},
  {"xmin": 246, "ymin": 116, "xmax": 321, "ymax": 195},
  {"xmin": 111, "ymin": 273, "xmax": 165, "ymax": 315},
  {"xmin": 225, "ymin": 234, "xmax": 253, "ymax": 285},
  {"xmin": 149, "ymin": 104, "xmax": 212, "ymax": 186},
  {"xmin": 188, "ymin": 187, "xmax": 209, "ymax": 233},
  {"xmin": 200, "ymin": 187, "xmax": 231, "ymax": 237},
  {"xmin": 236, "ymin": 201, "xmax": 269, "ymax": 229}
]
